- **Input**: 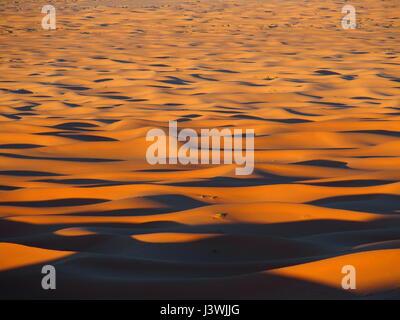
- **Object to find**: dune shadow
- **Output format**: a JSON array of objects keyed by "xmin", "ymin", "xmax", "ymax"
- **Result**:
[
  {"xmin": 0, "ymin": 152, "xmax": 122, "ymax": 163},
  {"xmin": 0, "ymin": 144, "xmax": 43, "ymax": 149},
  {"xmin": 231, "ymin": 114, "xmax": 313, "ymax": 123},
  {"xmin": 309, "ymin": 194, "xmax": 400, "ymax": 215},
  {"xmin": 0, "ymin": 198, "xmax": 109, "ymax": 208},
  {"xmin": 165, "ymin": 173, "xmax": 307, "ymax": 187},
  {"xmin": 141, "ymin": 194, "xmax": 208, "ymax": 212},
  {"xmin": 292, "ymin": 159, "xmax": 349, "ymax": 168},
  {"xmin": 50, "ymin": 122, "xmax": 99, "ymax": 131},
  {"xmin": 341, "ymin": 130, "xmax": 400, "ymax": 137},
  {"xmin": 303, "ymin": 179, "xmax": 397, "ymax": 187},
  {"xmin": 0, "ymin": 185, "xmax": 21, "ymax": 191},
  {"xmin": 0, "ymin": 170, "xmax": 64, "ymax": 177},
  {"xmin": 37, "ymin": 131, "xmax": 119, "ymax": 142},
  {"xmin": 0, "ymin": 254, "xmax": 363, "ymax": 299}
]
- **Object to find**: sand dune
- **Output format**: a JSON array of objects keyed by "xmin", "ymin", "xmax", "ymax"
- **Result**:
[{"xmin": 0, "ymin": 0, "xmax": 399, "ymax": 299}]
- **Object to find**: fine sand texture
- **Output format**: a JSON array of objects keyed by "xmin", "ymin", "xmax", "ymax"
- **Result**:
[{"xmin": 0, "ymin": 0, "xmax": 399, "ymax": 299}]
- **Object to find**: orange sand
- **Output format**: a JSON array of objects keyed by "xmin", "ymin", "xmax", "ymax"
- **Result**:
[{"xmin": 0, "ymin": 0, "xmax": 399, "ymax": 299}]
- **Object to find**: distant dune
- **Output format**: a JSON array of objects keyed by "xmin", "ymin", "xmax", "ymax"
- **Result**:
[{"xmin": 0, "ymin": 0, "xmax": 399, "ymax": 299}]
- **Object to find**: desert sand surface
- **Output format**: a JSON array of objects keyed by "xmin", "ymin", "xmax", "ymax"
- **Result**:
[{"xmin": 0, "ymin": 0, "xmax": 399, "ymax": 299}]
